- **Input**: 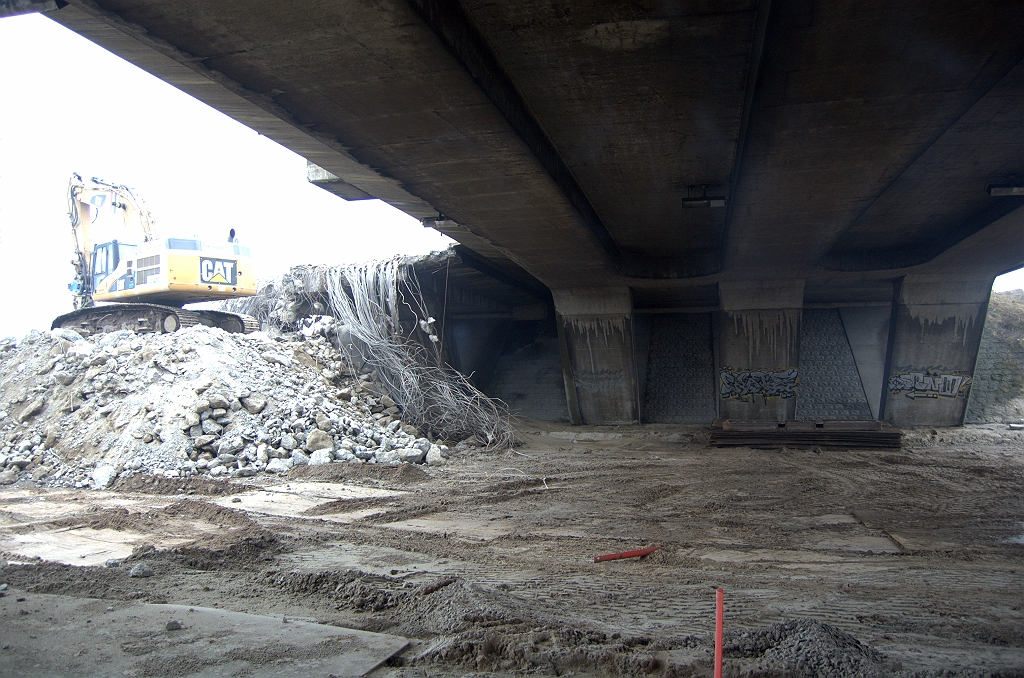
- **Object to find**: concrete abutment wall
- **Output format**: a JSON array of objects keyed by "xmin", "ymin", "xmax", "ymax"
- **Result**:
[{"xmin": 464, "ymin": 280, "xmax": 1007, "ymax": 428}]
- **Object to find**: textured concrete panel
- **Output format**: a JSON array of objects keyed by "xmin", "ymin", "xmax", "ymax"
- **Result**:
[
  {"xmin": 796, "ymin": 310, "xmax": 872, "ymax": 421},
  {"xmin": 839, "ymin": 306, "xmax": 891, "ymax": 419},
  {"xmin": 642, "ymin": 314, "xmax": 716, "ymax": 424}
]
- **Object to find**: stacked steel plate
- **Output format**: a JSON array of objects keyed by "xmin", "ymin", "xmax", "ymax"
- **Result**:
[{"xmin": 710, "ymin": 419, "xmax": 902, "ymax": 449}]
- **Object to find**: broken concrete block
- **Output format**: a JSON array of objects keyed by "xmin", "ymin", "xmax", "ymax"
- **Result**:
[
  {"xmin": 305, "ymin": 429, "xmax": 334, "ymax": 452},
  {"xmin": 241, "ymin": 394, "xmax": 267, "ymax": 414},
  {"xmin": 309, "ymin": 449, "xmax": 333, "ymax": 466},
  {"xmin": 91, "ymin": 465, "xmax": 117, "ymax": 489},
  {"xmin": 18, "ymin": 396, "xmax": 45, "ymax": 422}
]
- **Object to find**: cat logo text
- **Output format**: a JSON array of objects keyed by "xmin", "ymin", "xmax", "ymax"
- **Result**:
[{"xmin": 200, "ymin": 258, "xmax": 237, "ymax": 285}]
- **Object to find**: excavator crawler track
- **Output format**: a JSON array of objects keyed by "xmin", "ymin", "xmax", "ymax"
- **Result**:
[{"xmin": 52, "ymin": 303, "xmax": 257, "ymax": 337}]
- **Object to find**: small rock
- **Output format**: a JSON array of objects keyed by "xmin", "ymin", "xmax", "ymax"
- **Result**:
[
  {"xmin": 166, "ymin": 620, "xmax": 183, "ymax": 631},
  {"xmin": 304, "ymin": 429, "xmax": 334, "ymax": 452},
  {"xmin": 240, "ymin": 394, "xmax": 267, "ymax": 414},
  {"xmin": 192, "ymin": 434, "xmax": 219, "ymax": 449},
  {"xmin": 91, "ymin": 465, "xmax": 117, "ymax": 489},
  {"xmin": 0, "ymin": 469, "xmax": 18, "ymax": 485},
  {"xmin": 261, "ymin": 351, "xmax": 291, "ymax": 367},
  {"xmin": 200, "ymin": 418, "xmax": 223, "ymax": 435},
  {"xmin": 128, "ymin": 564, "xmax": 154, "ymax": 578},
  {"xmin": 280, "ymin": 433, "xmax": 298, "ymax": 451},
  {"xmin": 315, "ymin": 412, "xmax": 332, "ymax": 431},
  {"xmin": 380, "ymin": 395, "xmax": 396, "ymax": 408},
  {"xmin": 425, "ymin": 446, "xmax": 447, "ymax": 465},
  {"xmin": 105, "ymin": 559, "xmax": 120, "ymax": 568},
  {"xmin": 290, "ymin": 450, "xmax": 310, "ymax": 466},
  {"xmin": 205, "ymin": 392, "xmax": 231, "ymax": 410}
]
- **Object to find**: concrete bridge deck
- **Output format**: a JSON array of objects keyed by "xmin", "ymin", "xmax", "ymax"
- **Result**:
[{"xmin": 14, "ymin": 0, "xmax": 1023, "ymax": 426}]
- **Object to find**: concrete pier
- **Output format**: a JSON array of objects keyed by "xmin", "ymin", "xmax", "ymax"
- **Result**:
[
  {"xmin": 881, "ymin": 276, "xmax": 993, "ymax": 427},
  {"xmin": 553, "ymin": 288, "xmax": 638, "ymax": 425},
  {"xmin": 714, "ymin": 281, "xmax": 803, "ymax": 421}
]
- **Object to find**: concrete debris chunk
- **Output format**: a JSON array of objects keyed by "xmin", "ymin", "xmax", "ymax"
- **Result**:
[
  {"xmin": 308, "ymin": 449, "xmax": 333, "ymax": 466},
  {"xmin": 241, "ymin": 394, "xmax": 267, "ymax": 414},
  {"xmin": 265, "ymin": 458, "xmax": 292, "ymax": 474},
  {"xmin": 17, "ymin": 396, "xmax": 45, "ymax": 423},
  {"xmin": 305, "ymin": 429, "xmax": 334, "ymax": 452},
  {"xmin": 91, "ymin": 465, "xmax": 117, "ymax": 489},
  {"xmin": 128, "ymin": 564, "xmax": 154, "ymax": 578}
]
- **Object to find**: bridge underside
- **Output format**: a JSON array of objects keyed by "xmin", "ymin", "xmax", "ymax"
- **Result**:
[{"xmin": 31, "ymin": 0, "xmax": 1024, "ymax": 426}]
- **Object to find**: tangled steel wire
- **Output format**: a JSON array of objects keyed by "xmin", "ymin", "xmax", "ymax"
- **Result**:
[{"xmin": 227, "ymin": 256, "xmax": 515, "ymax": 450}]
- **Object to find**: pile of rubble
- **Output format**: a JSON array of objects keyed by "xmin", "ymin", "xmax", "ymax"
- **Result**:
[{"xmin": 0, "ymin": 319, "xmax": 461, "ymax": 489}]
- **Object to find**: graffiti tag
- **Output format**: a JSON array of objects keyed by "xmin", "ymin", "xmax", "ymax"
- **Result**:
[
  {"xmin": 720, "ymin": 367, "xmax": 798, "ymax": 402},
  {"xmin": 887, "ymin": 369, "xmax": 971, "ymax": 400}
]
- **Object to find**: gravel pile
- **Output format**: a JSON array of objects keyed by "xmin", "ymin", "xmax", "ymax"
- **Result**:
[
  {"xmin": 725, "ymin": 618, "xmax": 892, "ymax": 677},
  {"xmin": 0, "ymin": 319, "xmax": 461, "ymax": 489}
]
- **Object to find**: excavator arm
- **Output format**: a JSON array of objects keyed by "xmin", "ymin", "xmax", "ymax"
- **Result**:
[{"xmin": 66, "ymin": 172, "xmax": 158, "ymax": 309}]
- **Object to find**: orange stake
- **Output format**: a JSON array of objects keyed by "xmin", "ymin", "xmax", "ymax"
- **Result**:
[
  {"xmin": 593, "ymin": 546, "xmax": 661, "ymax": 563},
  {"xmin": 714, "ymin": 587, "xmax": 724, "ymax": 678}
]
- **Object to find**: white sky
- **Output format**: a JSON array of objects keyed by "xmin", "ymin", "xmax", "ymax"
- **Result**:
[{"xmin": 0, "ymin": 12, "xmax": 1021, "ymax": 341}]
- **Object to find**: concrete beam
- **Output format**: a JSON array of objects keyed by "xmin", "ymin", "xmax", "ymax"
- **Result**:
[
  {"xmin": 406, "ymin": 0, "xmax": 722, "ymax": 280},
  {"xmin": 881, "ymin": 276, "xmax": 993, "ymax": 427},
  {"xmin": 716, "ymin": 280, "xmax": 803, "ymax": 421},
  {"xmin": 553, "ymin": 288, "xmax": 637, "ymax": 425}
]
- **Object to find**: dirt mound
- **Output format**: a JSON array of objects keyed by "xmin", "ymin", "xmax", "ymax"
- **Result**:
[
  {"xmin": 288, "ymin": 459, "xmax": 431, "ymax": 484},
  {"xmin": 725, "ymin": 618, "xmax": 892, "ymax": 677},
  {"xmin": 112, "ymin": 474, "xmax": 245, "ymax": 496}
]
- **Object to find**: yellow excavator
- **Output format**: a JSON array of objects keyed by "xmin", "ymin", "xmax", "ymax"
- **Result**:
[{"xmin": 52, "ymin": 173, "xmax": 259, "ymax": 336}]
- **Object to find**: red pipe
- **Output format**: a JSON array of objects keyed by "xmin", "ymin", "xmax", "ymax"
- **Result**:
[
  {"xmin": 714, "ymin": 587, "xmax": 724, "ymax": 678},
  {"xmin": 593, "ymin": 546, "xmax": 661, "ymax": 563}
]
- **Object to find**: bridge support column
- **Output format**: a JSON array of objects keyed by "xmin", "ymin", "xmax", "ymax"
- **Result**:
[
  {"xmin": 881, "ymin": 276, "xmax": 992, "ymax": 427},
  {"xmin": 553, "ymin": 288, "xmax": 638, "ymax": 425},
  {"xmin": 716, "ymin": 280, "xmax": 804, "ymax": 421}
]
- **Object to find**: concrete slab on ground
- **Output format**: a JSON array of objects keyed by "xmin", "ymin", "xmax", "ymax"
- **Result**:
[
  {"xmin": 0, "ymin": 593, "xmax": 409, "ymax": 678},
  {"xmin": 211, "ymin": 482, "xmax": 402, "ymax": 521}
]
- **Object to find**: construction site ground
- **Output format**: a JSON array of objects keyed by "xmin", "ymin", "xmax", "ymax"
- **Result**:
[{"xmin": 2, "ymin": 421, "xmax": 1023, "ymax": 677}]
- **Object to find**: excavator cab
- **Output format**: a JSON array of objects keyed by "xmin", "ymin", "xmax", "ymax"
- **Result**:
[{"xmin": 91, "ymin": 241, "xmax": 120, "ymax": 292}]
